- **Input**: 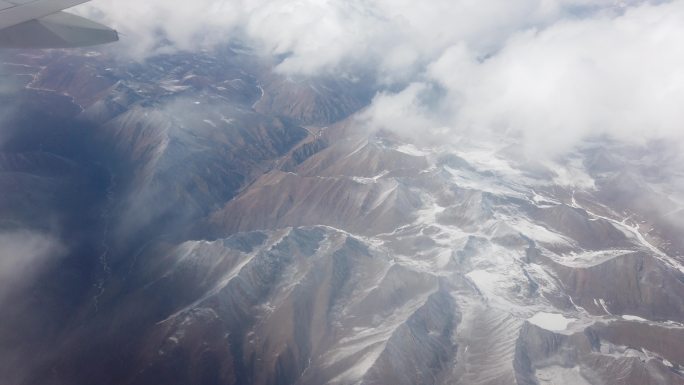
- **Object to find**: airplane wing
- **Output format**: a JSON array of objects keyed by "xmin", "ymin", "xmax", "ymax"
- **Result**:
[{"xmin": 0, "ymin": 0, "xmax": 118, "ymax": 48}]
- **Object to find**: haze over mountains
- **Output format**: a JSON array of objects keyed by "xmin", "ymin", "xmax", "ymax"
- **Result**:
[{"xmin": 2, "ymin": 1, "xmax": 684, "ymax": 385}]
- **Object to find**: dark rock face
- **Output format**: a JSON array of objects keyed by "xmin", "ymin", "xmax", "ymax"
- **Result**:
[
  {"xmin": 132, "ymin": 308, "xmax": 238, "ymax": 385},
  {"xmin": 549, "ymin": 252, "xmax": 684, "ymax": 322},
  {"xmin": 254, "ymin": 74, "xmax": 375, "ymax": 126},
  {"xmin": 2, "ymin": 47, "xmax": 684, "ymax": 385},
  {"xmin": 210, "ymin": 170, "xmax": 422, "ymax": 236},
  {"xmin": 514, "ymin": 323, "xmax": 684, "ymax": 385},
  {"xmin": 528, "ymin": 204, "xmax": 630, "ymax": 250}
]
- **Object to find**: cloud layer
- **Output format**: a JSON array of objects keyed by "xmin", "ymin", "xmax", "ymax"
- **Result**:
[
  {"xmin": 79, "ymin": 0, "xmax": 627, "ymax": 76},
  {"xmin": 77, "ymin": 0, "xmax": 684, "ymax": 156},
  {"xmin": 364, "ymin": 1, "xmax": 684, "ymax": 156}
]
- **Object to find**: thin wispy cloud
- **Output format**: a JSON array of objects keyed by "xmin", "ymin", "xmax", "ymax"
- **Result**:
[{"xmin": 0, "ymin": 231, "xmax": 66, "ymax": 303}]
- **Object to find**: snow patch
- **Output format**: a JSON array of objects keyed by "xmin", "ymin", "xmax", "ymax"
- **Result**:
[
  {"xmin": 504, "ymin": 216, "xmax": 569, "ymax": 245},
  {"xmin": 557, "ymin": 249, "xmax": 632, "ymax": 268},
  {"xmin": 597, "ymin": 299, "xmax": 612, "ymax": 315},
  {"xmin": 394, "ymin": 144, "xmax": 427, "ymax": 157},
  {"xmin": 467, "ymin": 270, "xmax": 499, "ymax": 298},
  {"xmin": 528, "ymin": 312, "xmax": 574, "ymax": 332},
  {"xmin": 352, "ymin": 170, "xmax": 389, "ymax": 185},
  {"xmin": 536, "ymin": 366, "xmax": 591, "ymax": 385},
  {"xmin": 160, "ymin": 84, "xmax": 191, "ymax": 92},
  {"xmin": 329, "ymin": 346, "xmax": 383, "ymax": 383}
]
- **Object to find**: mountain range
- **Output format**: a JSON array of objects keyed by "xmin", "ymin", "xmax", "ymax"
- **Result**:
[{"xmin": 1, "ymin": 46, "xmax": 683, "ymax": 385}]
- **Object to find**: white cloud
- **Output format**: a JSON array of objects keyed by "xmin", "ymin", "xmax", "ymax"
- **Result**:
[
  {"xmin": 75, "ymin": 0, "xmax": 244, "ymax": 58},
  {"xmin": 363, "ymin": 1, "xmax": 684, "ymax": 156},
  {"xmin": 0, "ymin": 231, "xmax": 66, "ymax": 303},
  {"xmin": 75, "ymin": 0, "xmax": 682, "ymax": 156},
  {"xmin": 79, "ymin": 0, "xmax": 627, "ymax": 77}
]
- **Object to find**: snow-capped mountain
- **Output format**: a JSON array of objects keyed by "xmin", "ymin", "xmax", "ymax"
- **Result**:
[{"xmin": 1, "ymin": 47, "xmax": 683, "ymax": 385}]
